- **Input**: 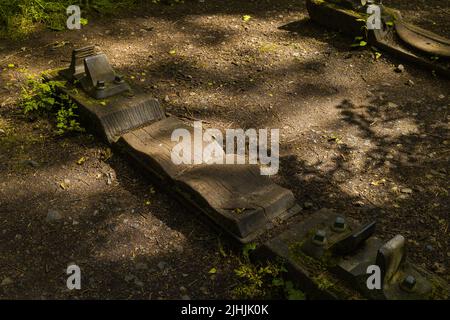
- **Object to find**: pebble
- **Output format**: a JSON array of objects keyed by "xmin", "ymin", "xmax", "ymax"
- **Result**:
[
  {"xmin": 406, "ymin": 79, "xmax": 414, "ymax": 86},
  {"xmin": 400, "ymin": 188, "xmax": 413, "ymax": 194},
  {"xmin": 106, "ymin": 197, "xmax": 118, "ymax": 205},
  {"xmin": 124, "ymin": 274, "xmax": 135, "ymax": 282},
  {"xmin": 303, "ymin": 202, "xmax": 313, "ymax": 209},
  {"xmin": 106, "ymin": 173, "xmax": 113, "ymax": 185},
  {"xmin": 135, "ymin": 262, "xmax": 148, "ymax": 270},
  {"xmin": 1, "ymin": 277, "xmax": 13, "ymax": 286},
  {"xmin": 395, "ymin": 64, "xmax": 405, "ymax": 73},
  {"xmin": 134, "ymin": 279, "xmax": 144, "ymax": 287},
  {"xmin": 181, "ymin": 295, "xmax": 191, "ymax": 300},
  {"xmin": 46, "ymin": 209, "xmax": 62, "ymax": 222},
  {"xmin": 157, "ymin": 261, "xmax": 168, "ymax": 271},
  {"xmin": 387, "ymin": 102, "xmax": 398, "ymax": 108},
  {"xmin": 353, "ymin": 200, "xmax": 365, "ymax": 207},
  {"xmin": 174, "ymin": 244, "xmax": 184, "ymax": 253},
  {"xmin": 384, "ymin": 161, "xmax": 395, "ymax": 168},
  {"xmin": 23, "ymin": 160, "xmax": 39, "ymax": 168}
]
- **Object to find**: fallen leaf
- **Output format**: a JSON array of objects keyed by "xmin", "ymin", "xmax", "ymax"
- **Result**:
[
  {"xmin": 371, "ymin": 178, "xmax": 386, "ymax": 186},
  {"xmin": 77, "ymin": 156, "xmax": 87, "ymax": 165},
  {"xmin": 400, "ymin": 188, "xmax": 413, "ymax": 194},
  {"xmin": 218, "ymin": 240, "xmax": 227, "ymax": 257},
  {"xmin": 208, "ymin": 267, "xmax": 217, "ymax": 274},
  {"xmin": 242, "ymin": 15, "xmax": 251, "ymax": 22}
]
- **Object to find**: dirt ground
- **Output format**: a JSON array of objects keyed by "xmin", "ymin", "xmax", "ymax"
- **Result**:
[{"xmin": 0, "ymin": 0, "xmax": 448, "ymax": 299}]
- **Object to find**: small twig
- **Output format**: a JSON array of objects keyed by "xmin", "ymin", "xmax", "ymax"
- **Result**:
[
  {"xmin": 178, "ymin": 114, "xmax": 210, "ymax": 124},
  {"xmin": 358, "ymin": 192, "xmax": 377, "ymax": 206},
  {"xmin": 76, "ymin": 178, "xmax": 90, "ymax": 186},
  {"xmin": 188, "ymin": 279, "xmax": 199, "ymax": 287},
  {"xmin": 138, "ymin": 212, "xmax": 147, "ymax": 220}
]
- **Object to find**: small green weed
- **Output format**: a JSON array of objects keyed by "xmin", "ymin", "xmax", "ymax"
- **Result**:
[
  {"xmin": 20, "ymin": 76, "xmax": 84, "ymax": 135},
  {"xmin": 1, "ymin": 0, "xmax": 185, "ymax": 39},
  {"xmin": 232, "ymin": 243, "xmax": 305, "ymax": 300}
]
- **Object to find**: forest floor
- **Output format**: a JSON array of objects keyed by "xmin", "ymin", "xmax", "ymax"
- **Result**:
[{"xmin": 0, "ymin": 0, "xmax": 448, "ymax": 299}]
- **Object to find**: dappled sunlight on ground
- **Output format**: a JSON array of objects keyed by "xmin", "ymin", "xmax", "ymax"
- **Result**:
[{"xmin": 0, "ymin": 0, "xmax": 448, "ymax": 298}]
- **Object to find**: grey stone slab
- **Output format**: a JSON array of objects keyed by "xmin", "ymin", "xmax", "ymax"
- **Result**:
[{"xmin": 118, "ymin": 117, "xmax": 300, "ymax": 243}]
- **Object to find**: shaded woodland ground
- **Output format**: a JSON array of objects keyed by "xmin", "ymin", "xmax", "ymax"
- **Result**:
[{"xmin": 0, "ymin": 0, "xmax": 448, "ymax": 298}]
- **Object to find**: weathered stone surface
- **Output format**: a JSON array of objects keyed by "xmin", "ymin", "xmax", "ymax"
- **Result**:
[
  {"xmin": 395, "ymin": 21, "xmax": 450, "ymax": 58},
  {"xmin": 119, "ymin": 117, "xmax": 300, "ymax": 242},
  {"xmin": 306, "ymin": 0, "xmax": 450, "ymax": 77},
  {"xmin": 255, "ymin": 209, "xmax": 364, "ymax": 299},
  {"xmin": 44, "ymin": 70, "xmax": 165, "ymax": 143},
  {"xmin": 176, "ymin": 162, "xmax": 298, "ymax": 242},
  {"xmin": 68, "ymin": 87, "xmax": 164, "ymax": 143},
  {"xmin": 257, "ymin": 208, "xmax": 448, "ymax": 300}
]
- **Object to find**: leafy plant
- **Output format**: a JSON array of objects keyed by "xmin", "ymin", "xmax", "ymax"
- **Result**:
[
  {"xmin": 373, "ymin": 50, "xmax": 382, "ymax": 60},
  {"xmin": 0, "ymin": 0, "xmax": 69, "ymax": 38},
  {"xmin": 232, "ymin": 243, "xmax": 305, "ymax": 299},
  {"xmin": 54, "ymin": 94, "xmax": 84, "ymax": 134},
  {"xmin": 233, "ymin": 261, "xmax": 286, "ymax": 299},
  {"xmin": 20, "ymin": 76, "xmax": 84, "ymax": 135},
  {"xmin": 0, "ymin": 0, "xmax": 135, "ymax": 39}
]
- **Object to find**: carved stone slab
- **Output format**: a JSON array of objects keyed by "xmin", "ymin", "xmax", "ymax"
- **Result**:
[
  {"xmin": 44, "ymin": 69, "xmax": 165, "ymax": 143},
  {"xmin": 118, "ymin": 117, "xmax": 300, "ymax": 243}
]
